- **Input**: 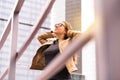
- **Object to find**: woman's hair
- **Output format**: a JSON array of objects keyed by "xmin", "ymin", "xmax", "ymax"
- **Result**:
[
  {"xmin": 62, "ymin": 21, "xmax": 72, "ymax": 31},
  {"xmin": 62, "ymin": 21, "xmax": 73, "ymax": 39}
]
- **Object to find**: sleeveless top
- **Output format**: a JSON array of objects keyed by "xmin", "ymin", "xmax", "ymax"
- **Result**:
[{"xmin": 43, "ymin": 40, "xmax": 71, "ymax": 80}]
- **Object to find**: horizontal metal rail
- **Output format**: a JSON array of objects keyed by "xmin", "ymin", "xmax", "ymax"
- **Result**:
[{"xmin": 0, "ymin": 18, "xmax": 51, "ymax": 29}]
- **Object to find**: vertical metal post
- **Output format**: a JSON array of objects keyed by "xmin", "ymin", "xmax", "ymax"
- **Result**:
[
  {"xmin": 95, "ymin": 0, "xmax": 120, "ymax": 80},
  {"xmin": 8, "ymin": 13, "xmax": 18, "ymax": 80}
]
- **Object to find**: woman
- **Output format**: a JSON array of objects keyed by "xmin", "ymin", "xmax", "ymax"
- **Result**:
[{"xmin": 30, "ymin": 21, "xmax": 81, "ymax": 80}]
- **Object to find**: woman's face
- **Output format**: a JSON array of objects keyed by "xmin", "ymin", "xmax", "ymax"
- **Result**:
[{"xmin": 54, "ymin": 22, "xmax": 66, "ymax": 35}]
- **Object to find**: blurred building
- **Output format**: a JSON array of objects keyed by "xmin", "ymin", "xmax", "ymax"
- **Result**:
[
  {"xmin": 66, "ymin": 0, "xmax": 81, "ymax": 73},
  {"xmin": 65, "ymin": 0, "xmax": 85, "ymax": 80}
]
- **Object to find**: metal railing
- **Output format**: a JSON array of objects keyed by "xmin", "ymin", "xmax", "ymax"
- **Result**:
[{"xmin": 0, "ymin": 0, "xmax": 55, "ymax": 80}]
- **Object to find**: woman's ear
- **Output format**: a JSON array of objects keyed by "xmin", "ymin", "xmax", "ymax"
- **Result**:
[
  {"xmin": 64, "ymin": 30, "xmax": 67, "ymax": 34},
  {"xmin": 66, "ymin": 30, "xmax": 73, "ymax": 38}
]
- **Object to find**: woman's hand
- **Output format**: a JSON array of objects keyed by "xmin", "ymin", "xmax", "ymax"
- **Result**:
[{"xmin": 51, "ymin": 31, "xmax": 56, "ymax": 37}]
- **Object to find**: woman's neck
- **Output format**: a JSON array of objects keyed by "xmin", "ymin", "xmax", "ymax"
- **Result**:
[{"xmin": 55, "ymin": 34, "xmax": 64, "ymax": 41}]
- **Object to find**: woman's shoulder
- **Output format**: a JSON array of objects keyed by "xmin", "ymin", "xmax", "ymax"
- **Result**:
[{"xmin": 67, "ymin": 30, "xmax": 81, "ymax": 38}]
